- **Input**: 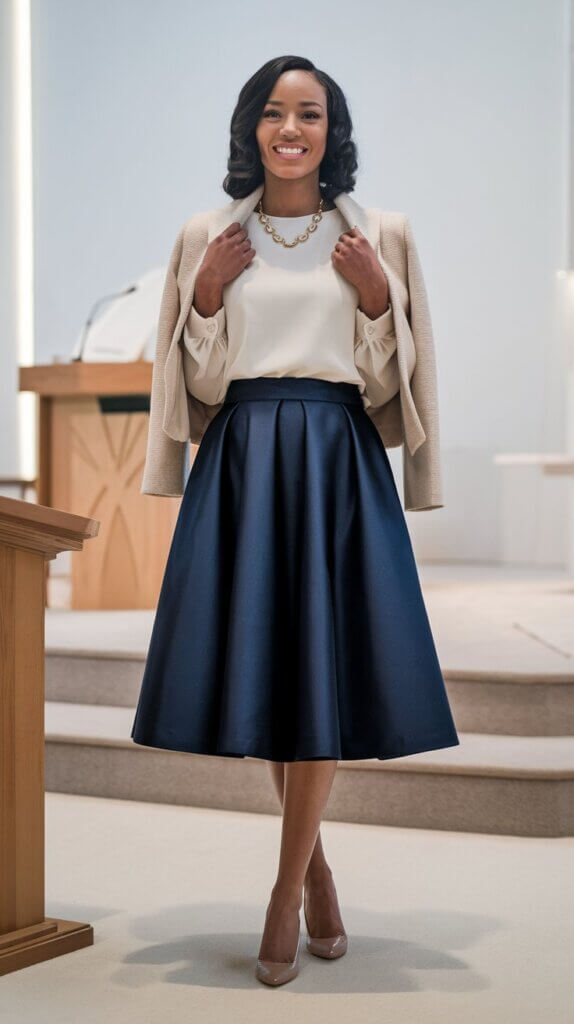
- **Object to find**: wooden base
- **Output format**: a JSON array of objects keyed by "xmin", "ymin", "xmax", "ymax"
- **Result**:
[{"xmin": 0, "ymin": 918, "xmax": 94, "ymax": 976}]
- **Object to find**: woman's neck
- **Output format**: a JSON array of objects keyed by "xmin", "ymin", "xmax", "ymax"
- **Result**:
[{"xmin": 260, "ymin": 183, "xmax": 335, "ymax": 216}]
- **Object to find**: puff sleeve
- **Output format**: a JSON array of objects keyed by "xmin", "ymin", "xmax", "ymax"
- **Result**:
[
  {"xmin": 182, "ymin": 303, "xmax": 229, "ymax": 405},
  {"xmin": 354, "ymin": 303, "xmax": 400, "ymax": 409}
]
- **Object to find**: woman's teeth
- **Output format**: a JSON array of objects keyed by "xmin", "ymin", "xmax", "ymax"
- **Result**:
[{"xmin": 273, "ymin": 146, "xmax": 307, "ymax": 159}]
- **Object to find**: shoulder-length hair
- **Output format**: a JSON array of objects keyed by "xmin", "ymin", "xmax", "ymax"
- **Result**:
[{"xmin": 222, "ymin": 55, "xmax": 358, "ymax": 202}]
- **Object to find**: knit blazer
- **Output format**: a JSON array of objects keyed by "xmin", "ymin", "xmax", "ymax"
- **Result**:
[{"xmin": 141, "ymin": 182, "xmax": 444, "ymax": 511}]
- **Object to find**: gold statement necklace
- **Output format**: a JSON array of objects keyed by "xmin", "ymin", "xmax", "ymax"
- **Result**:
[{"xmin": 256, "ymin": 196, "xmax": 325, "ymax": 249}]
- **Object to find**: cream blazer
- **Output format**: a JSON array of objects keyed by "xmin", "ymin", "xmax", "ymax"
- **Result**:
[{"xmin": 141, "ymin": 182, "xmax": 444, "ymax": 511}]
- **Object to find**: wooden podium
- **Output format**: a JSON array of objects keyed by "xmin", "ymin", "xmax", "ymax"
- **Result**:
[
  {"xmin": 19, "ymin": 362, "xmax": 183, "ymax": 609},
  {"xmin": 0, "ymin": 495, "xmax": 98, "ymax": 974}
]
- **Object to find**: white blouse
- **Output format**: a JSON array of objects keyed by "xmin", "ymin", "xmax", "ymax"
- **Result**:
[{"xmin": 182, "ymin": 207, "xmax": 400, "ymax": 411}]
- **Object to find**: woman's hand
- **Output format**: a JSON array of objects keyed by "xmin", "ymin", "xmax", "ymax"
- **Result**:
[
  {"xmin": 331, "ymin": 226, "xmax": 389, "ymax": 319},
  {"xmin": 194, "ymin": 222, "xmax": 255, "ymax": 317}
]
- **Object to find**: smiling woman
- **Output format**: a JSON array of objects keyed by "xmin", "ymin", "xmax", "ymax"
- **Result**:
[{"xmin": 131, "ymin": 53, "xmax": 456, "ymax": 989}]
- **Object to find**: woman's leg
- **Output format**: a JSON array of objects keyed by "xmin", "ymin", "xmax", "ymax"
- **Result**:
[
  {"xmin": 267, "ymin": 761, "xmax": 331, "ymax": 879},
  {"xmin": 266, "ymin": 760, "xmax": 346, "ymax": 939},
  {"xmin": 257, "ymin": 759, "xmax": 338, "ymax": 962}
]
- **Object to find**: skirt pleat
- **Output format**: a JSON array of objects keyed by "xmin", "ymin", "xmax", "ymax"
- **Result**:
[{"xmin": 131, "ymin": 375, "xmax": 459, "ymax": 761}]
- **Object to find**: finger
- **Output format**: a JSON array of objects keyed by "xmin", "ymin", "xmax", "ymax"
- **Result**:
[{"xmin": 339, "ymin": 226, "xmax": 362, "ymax": 244}]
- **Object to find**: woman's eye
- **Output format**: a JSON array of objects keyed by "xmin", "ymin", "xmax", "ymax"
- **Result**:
[{"xmin": 262, "ymin": 110, "xmax": 319, "ymax": 119}]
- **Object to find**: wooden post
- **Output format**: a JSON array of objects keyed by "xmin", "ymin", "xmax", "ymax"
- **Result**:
[{"xmin": 0, "ymin": 495, "xmax": 99, "ymax": 975}]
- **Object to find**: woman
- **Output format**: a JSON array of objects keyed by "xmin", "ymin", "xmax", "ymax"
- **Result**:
[{"xmin": 131, "ymin": 54, "xmax": 459, "ymax": 987}]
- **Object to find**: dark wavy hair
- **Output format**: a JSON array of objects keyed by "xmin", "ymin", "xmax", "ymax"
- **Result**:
[{"xmin": 222, "ymin": 56, "xmax": 358, "ymax": 203}]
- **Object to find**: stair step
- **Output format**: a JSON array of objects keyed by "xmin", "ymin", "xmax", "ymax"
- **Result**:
[
  {"xmin": 45, "ymin": 648, "xmax": 574, "ymax": 736},
  {"xmin": 45, "ymin": 701, "xmax": 574, "ymax": 838},
  {"xmin": 46, "ymin": 650, "xmax": 144, "ymax": 708},
  {"xmin": 442, "ymin": 668, "xmax": 574, "ymax": 735}
]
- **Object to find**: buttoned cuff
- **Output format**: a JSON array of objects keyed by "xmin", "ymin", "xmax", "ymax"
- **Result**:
[
  {"xmin": 188, "ymin": 303, "xmax": 226, "ymax": 338},
  {"xmin": 355, "ymin": 303, "xmax": 394, "ymax": 344}
]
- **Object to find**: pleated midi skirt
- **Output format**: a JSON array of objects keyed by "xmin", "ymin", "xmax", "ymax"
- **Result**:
[{"xmin": 131, "ymin": 375, "xmax": 460, "ymax": 762}]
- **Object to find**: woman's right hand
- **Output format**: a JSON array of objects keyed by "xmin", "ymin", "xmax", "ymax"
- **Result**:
[
  {"xmin": 193, "ymin": 222, "xmax": 255, "ymax": 318},
  {"xmin": 199, "ymin": 222, "xmax": 255, "ymax": 288}
]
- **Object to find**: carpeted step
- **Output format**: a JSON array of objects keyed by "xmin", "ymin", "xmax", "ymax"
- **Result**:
[
  {"xmin": 45, "ymin": 701, "xmax": 574, "ymax": 838},
  {"xmin": 45, "ymin": 648, "xmax": 574, "ymax": 736}
]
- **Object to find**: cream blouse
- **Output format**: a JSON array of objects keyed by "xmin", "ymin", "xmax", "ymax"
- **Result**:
[{"xmin": 182, "ymin": 207, "xmax": 400, "ymax": 411}]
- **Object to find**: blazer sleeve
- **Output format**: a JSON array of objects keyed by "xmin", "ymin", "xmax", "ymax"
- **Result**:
[
  {"xmin": 140, "ymin": 226, "xmax": 188, "ymax": 496},
  {"xmin": 182, "ymin": 303, "xmax": 229, "ymax": 405},
  {"xmin": 401, "ymin": 215, "xmax": 444, "ymax": 511}
]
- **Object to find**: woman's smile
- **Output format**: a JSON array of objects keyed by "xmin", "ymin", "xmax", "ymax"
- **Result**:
[{"xmin": 272, "ymin": 144, "xmax": 309, "ymax": 160}]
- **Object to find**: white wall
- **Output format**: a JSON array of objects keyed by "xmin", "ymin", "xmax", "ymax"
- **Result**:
[
  {"xmin": 0, "ymin": 1, "xmax": 20, "ymax": 478},
  {"xmin": 2, "ymin": 0, "xmax": 571, "ymax": 563}
]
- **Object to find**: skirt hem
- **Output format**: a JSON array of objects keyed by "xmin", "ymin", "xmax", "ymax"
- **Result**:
[{"xmin": 130, "ymin": 732, "xmax": 461, "ymax": 763}]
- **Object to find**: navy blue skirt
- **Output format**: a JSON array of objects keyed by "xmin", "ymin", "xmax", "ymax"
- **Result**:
[{"xmin": 131, "ymin": 376, "xmax": 459, "ymax": 762}]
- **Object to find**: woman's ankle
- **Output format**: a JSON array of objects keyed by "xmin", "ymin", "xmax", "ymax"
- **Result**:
[
  {"xmin": 269, "ymin": 880, "xmax": 303, "ymax": 910},
  {"xmin": 305, "ymin": 862, "xmax": 333, "ymax": 887}
]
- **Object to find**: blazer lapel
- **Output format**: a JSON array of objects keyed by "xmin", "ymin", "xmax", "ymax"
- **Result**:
[
  {"xmin": 206, "ymin": 183, "xmax": 264, "ymax": 242},
  {"xmin": 336, "ymin": 192, "xmax": 425, "ymax": 455}
]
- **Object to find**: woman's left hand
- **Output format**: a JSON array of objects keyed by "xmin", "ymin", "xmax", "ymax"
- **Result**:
[{"xmin": 331, "ymin": 226, "xmax": 389, "ymax": 318}]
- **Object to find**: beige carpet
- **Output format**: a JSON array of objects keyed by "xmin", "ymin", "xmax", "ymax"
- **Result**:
[{"xmin": 2, "ymin": 791, "xmax": 572, "ymax": 1023}]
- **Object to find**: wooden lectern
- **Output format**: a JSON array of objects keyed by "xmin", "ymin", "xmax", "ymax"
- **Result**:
[
  {"xmin": 0, "ymin": 495, "xmax": 98, "ymax": 974},
  {"xmin": 19, "ymin": 362, "xmax": 183, "ymax": 609}
]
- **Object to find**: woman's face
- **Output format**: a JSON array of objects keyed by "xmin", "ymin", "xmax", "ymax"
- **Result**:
[{"xmin": 255, "ymin": 70, "xmax": 329, "ymax": 184}]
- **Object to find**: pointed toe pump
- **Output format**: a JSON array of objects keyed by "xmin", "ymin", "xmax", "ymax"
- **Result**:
[
  {"xmin": 255, "ymin": 922, "xmax": 301, "ymax": 986},
  {"xmin": 303, "ymin": 906, "xmax": 348, "ymax": 960},
  {"xmin": 255, "ymin": 953, "xmax": 300, "ymax": 986}
]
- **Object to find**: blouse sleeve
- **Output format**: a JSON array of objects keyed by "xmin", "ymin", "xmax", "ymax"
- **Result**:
[
  {"xmin": 182, "ymin": 303, "xmax": 228, "ymax": 405},
  {"xmin": 354, "ymin": 303, "xmax": 400, "ymax": 409}
]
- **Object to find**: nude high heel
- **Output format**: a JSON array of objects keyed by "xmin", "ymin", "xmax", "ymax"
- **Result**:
[
  {"xmin": 255, "ymin": 919, "xmax": 301, "ymax": 986},
  {"xmin": 303, "ymin": 891, "xmax": 348, "ymax": 959}
]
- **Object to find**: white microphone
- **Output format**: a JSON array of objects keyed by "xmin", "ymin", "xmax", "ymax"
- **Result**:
[{"xmin": 72, "ymin": 285, "xmax": 138, "ymax": 362}]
